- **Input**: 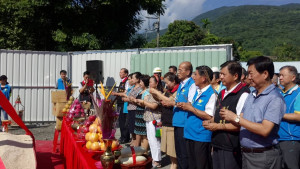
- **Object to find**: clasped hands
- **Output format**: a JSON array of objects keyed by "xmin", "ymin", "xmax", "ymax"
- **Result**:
[{"xmin": 176, "ymin": 102, "xmax": 193, "ymax": 112}]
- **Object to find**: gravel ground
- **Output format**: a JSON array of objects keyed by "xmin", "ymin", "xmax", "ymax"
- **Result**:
[{"xmin": 7, "ymin": 122, "xmax": 171, "ymax": 169}]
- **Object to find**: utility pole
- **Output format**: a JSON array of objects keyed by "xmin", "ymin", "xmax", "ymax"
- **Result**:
[
  {"xmin": 145, "ymin": 13, "xmax": 160, "ymax": 47},
  {"xmin": 156, "ymin": 14, "xmax": 160, "ymax": 48}
]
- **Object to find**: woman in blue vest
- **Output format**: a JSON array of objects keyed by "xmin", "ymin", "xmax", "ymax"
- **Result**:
[{"xmin": 0, "ymin": 75, "xmax": 11, "ymax": 126}]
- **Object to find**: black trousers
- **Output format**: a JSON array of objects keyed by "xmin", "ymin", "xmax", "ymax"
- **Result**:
[
  {"xmin": 186, "ymin": 139, "xmax": 212, "ymax": 169},
  {"xmin": 118, "ymin": 104, "xmax": 130, "ymax": 142},
  {"xmin": 280, "ymin": 141, "xmax": 300, "ymax": 169},
  {"xmin": 212, "ymin": 147, "xmax": 241, "ymax": 169},
  {"xmin": 174, "ymin": 127, "xmax": 189, "ymax": 169}
]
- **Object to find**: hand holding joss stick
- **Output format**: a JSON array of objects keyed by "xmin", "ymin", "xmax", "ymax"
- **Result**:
[{"xmin": 220, "ymin": 106, "xmax": 237, "ymax": 123}]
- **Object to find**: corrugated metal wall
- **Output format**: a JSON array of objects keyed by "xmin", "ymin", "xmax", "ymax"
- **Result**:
[
  {"xmin": 0, "ymin": 50, "xmax": 69, "ymax": 122},
  {"xmin": 132, "ymin": 45, "xmax": 230, "ymax": 74},
  {"xmin": 0, "ymin": 45, "xmax": 232, "ymax": 122},
  {"xmin": 69, "ymin": 50, "xmax": 136, "ymax": 100}
]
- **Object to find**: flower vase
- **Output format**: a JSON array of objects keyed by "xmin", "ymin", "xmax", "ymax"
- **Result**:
[{"xmin": 100, "ymin": 139, "xmax": 115, "ymax": 169}]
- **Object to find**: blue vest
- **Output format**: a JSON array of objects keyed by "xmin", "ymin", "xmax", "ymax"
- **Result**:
[
  {"xmin": 1, "ymin": 84, "xmax": 11, "ymax": 99},
  {"xmin": 57, "ymin": 78, "xmax": 71, "ymax": 90},
  {"xmin": 278, "ymin": 86, "xmax": 300, "ymax": 141},
  {"xmin": 184, "ymin": 85, "xmax": 214, "ymax": 142},
  {"xmin": 172, "ymin": 78, "xmax": 195, "ymax": 127},
  {"xmin": 123, "ymin": 86, "xmax": 133, "ymax": 114}
]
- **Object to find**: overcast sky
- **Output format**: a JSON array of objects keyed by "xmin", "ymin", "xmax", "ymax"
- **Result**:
[{"xmin": 137, "ymin": 0, "xmax": 299, "ymax": 33}]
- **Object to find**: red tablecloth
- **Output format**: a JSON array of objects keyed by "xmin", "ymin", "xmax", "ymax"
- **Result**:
[{"xmin": 60, "ymin": 118, "xmax": 101, "ymax": 169}]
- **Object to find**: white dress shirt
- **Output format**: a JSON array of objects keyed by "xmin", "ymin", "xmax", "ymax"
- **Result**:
[{"xmin": 223, "ymin": 82, "xmax": 249, "ymax": 115}]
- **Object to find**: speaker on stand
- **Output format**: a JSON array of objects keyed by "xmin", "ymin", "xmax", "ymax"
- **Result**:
[{"xmin": 86, "ymin": 60, "xmax": 103, "ymax": 96}]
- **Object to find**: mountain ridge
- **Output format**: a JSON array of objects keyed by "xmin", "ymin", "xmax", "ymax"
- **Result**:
[{"xmin": 143, "ymin": 3, "xmax": 300, "ymax": 55}]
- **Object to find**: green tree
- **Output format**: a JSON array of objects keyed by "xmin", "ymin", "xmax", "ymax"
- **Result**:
[
  {"xmin": 0, "ymin": 0, "xmax": 165, "ymax": 51},
  {"xmin": 201, "ymin": 18, "xmax": 211, "ymax": 34},
  {"xmin": 145, "ymin": 20, "xmax": 205, "ymax": 48},
  {"xmin": 272, "ymin": 43, "xmax": 300, "ymax": 61},
  {"xmin": 145, "ymin": 20, "xmax": 240, "ymax": 60}
]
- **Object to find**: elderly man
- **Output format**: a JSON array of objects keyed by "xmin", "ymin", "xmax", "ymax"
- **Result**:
[
  {"xmin": 162, "ymin": 61, "xmax": 196, "ymax": 169},
  {"xmin": 177, "ymin": 66, "xmax": 216, "ymax": 169},
  {"xmin": 220, "ymin": 56, "xmax": 285, "ymax": 169},
  {"xmin": 278, "ymin": 65, "xmax": 300, "ymax": 169},
  {"xmin": 117, "ymin": 68, "xmax": 130, "ymax": 143}
]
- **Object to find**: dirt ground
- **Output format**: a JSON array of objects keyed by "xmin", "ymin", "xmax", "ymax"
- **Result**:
[{"xmin": 7, "ymin": 122, "xmax": 171, "ymax": 169}]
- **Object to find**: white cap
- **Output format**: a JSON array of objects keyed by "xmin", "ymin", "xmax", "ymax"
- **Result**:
[
  {"xmin": 211, "ymin": 67, "xmax": 219, "ymax": 72},
  {"xmin": 153, "ymin": 67, "xmax": 162, "ymax": 73}
]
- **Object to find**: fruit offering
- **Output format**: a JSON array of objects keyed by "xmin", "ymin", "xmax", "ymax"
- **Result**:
[
  {"xmin": 85, "ymin": 120, "xmax": 103, "ymax": 151},
  {"xmin": 62, "ymin": 96, "xmax": 74, "ymax": 114},
  {"xmin": 84, "ymin": 116, "xmax": 120, "ymax": 152},
  {"xmin": 76, "ymin": 115, "xmax": 96, "ymax": 140},
  {"xmin": 65, "ymin": 99, "xmax": 85, "ymax": 122}
]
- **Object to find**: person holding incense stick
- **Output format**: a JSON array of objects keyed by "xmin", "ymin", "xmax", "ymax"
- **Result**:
[
  {"xmin": 123, "ymin": 72, "xmax": 143, "ymax": 146},
  {"xmin": 176, "ymin": 66, "xmax": 217, "ymax": 169},
  {"xmin": 149, "ymin": 72, "xmax": 179, "ymax": 169},
  {"xmin": 162, "ymin": 61, "xmax": 196, "ymax": 169},
  {"xmin": 132, "ymin": 75, "xmax": 150, "ymax": 150},
  {"xmin": 136, "ymin": 75, "xmax": 164, "ymax": 168},
  {"xmin": 203, "ymin": 61, "xmax": 250, "ymax": 169},
  {"xmin": 219, "ymin": 56, "xmax": 285, "ymax": 169}
]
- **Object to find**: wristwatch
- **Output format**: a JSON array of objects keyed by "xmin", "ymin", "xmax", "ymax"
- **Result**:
[{"xmin": 234, "ymin": 115, "xmax": 240, "ymax": 123}]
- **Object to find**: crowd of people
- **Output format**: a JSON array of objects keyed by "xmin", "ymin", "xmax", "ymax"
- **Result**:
[
  {"xmin": 1, "ymin": 56, "xmax": 300, "ymax": 169},
  {"xmin": 113, "ymin": 56, "xmax": 300, "ymax": 169}
]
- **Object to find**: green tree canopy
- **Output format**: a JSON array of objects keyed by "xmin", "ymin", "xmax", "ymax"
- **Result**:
[
  {"xmin": 0, "ymin": 0, "xmax": 164, "ymax": 51},
  {"xmin": 145, "ymin": 20, "xmax": 240, "ymax": 60},
  {"xmin": 146, "ymin": 20, "xmax": 205, "ymax": 47}
]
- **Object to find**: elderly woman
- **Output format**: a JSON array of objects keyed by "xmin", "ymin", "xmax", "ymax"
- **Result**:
[{"xmin": 150, "ymin": 72, "xmax": 180, "ymax": 169}]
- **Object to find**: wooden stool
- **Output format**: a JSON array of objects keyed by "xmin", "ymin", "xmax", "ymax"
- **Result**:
[
  {"xmin": 52, "ymin": 128, "xmax": 61, "ymax": 153},
  {"xmin": 1, "ymin": 120, "xmax": 11, "ymax": 132}
]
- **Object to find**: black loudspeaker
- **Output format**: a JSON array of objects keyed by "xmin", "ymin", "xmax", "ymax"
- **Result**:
[{"xmin": 86, "ymin": 60, "xmax": 103, "ymax": 84}]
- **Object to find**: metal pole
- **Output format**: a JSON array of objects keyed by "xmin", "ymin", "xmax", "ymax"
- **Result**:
[{"xmin": 156, "ymin": 14, "xmax": 160, "ymax": 48}]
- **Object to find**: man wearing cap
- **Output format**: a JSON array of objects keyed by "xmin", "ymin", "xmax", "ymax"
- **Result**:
[
  {"xmin": 0, "ymin": 75, "xmax": 11, "ymax": 126},
  {"xmin": 162, "ymin": 61, "xmax": 197, "ymax": 169},
  {"xmin": 220, "ymin": 56, "xmax": 285, "ymax": 168},
  {"xmin": 278, "ymin": 65, "xmax": 300, "ymax": 169}
]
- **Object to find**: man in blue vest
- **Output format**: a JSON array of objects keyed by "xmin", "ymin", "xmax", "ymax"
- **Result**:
[
  {"xmin": 219, "ymin": 56, "xmax": 285, "ymax": 169},
  {"xmin": 177, "ymin": 66, "xmax": 216, "ymax": 169},
  {"xmin": 0, "ymin": 75, "xmax": 11, "ymax": 127},
  {"xmin": 55, "ymin": 70, "xmax": 72, "ymax": 90},
  {"xmin": 162, "ymin": 61, "xmax": 196, "ymax": 169},
  {"xmin": 278, "ymin": 65, "xmax": 300, "ymax": 169}
]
